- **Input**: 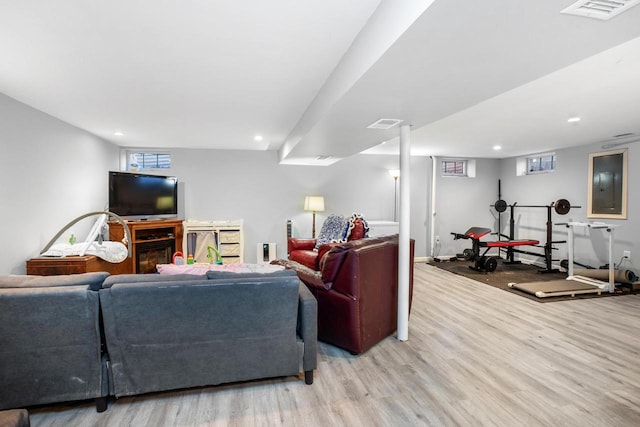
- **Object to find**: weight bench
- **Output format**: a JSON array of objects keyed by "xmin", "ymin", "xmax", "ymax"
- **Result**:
[{"xmin": 452, "ymin": 227, "xmax": 539, "ymax": 272}]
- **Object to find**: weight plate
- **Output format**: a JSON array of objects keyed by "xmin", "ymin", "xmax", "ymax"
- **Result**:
[
  {"xmin": 463, "ymin": 248, "xmax": 474, "ymax": 261},
  {"xmin": 494, "ymin": 199, "xmax": 507, "ymax": 213},
  {"xmin": 555, "ymin": 198, "xmax": 571, "ymax": 215},
  {"xmin": 484, "ymin": 257, "xmax": 498, "ymax": 272}
]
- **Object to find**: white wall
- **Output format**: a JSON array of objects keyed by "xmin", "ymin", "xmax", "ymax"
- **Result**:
[
  {"xmin": 0, "ymin": 92, "xmax": 430, "ymax": 275},
  {"xmin": 3, "ymin": 88, "xmax": 635, "ymax": 274},
  {"xmin": 168, "ymin": 149, "xmax": 431, "ymax": 262},
  {"xmin": 0, "ymin": 93, "xmax": 119, "ymax": 274},
  {"xmin": 3, "ymin": 86, "xmax": 635, "ymax": 275},
  {"xmin": 433, "ymin": 157, "xmax": 501, "ymax": 258},
  {"xmin": 499, "ymin": 143, "xmax": 639, "ymax": 272},
  {"xmin": 431, "ymin": 144, "xmax": 638, "ymax": 274}
]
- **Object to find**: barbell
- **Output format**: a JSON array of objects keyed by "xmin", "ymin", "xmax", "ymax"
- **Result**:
[{"xmin": 492, "ymin": 198, "xmax": 579, "ymax": 215}]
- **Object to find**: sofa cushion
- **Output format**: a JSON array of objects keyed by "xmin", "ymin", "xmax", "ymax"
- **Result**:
[
  {"xmin": 99, "ymin": 273, "xmax": 305, "ymax": 397},
  {"xmin": 314, "ymin": 214, "xmax": 346, "ymax": 249},
  {"xmin": 288, "ymin": 249, "xmax": 318, "ymax": 270},
  {"xmin": 102, "ymin": 273, "xmax": 206, "ymax": 289},
  {"xmin": 0, "ymin": 272, "xmax": 109, "ymax": 291},
  {"xmin": 0, "ymin": 282, "xmax": 105, "ymax": 409},
  {"xmin": 206, "ymin": 269, "xmax": 297, "ymax": 280}
]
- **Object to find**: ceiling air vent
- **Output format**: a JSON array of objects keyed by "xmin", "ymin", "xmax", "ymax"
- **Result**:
[
  {"xmin": 601, "ymin": 133, "xmax": 640, "ymax": 149},
  {"xmin": 561, "ymin": 0, "xmax": 640, "ymax": 20},
  {"xmin": 367, "ymin": 118, "xmax": 403, "ymax": 130}
]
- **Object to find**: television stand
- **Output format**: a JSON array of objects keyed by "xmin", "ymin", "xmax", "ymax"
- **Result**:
[{"xmin": 109, "ymin": 219, "xmax": 183, "ymax": 274}]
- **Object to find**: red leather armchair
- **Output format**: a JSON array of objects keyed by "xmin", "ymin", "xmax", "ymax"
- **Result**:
[{"xmin": 276, "ymin": 235, "xmax": 414, "ymax": 354}]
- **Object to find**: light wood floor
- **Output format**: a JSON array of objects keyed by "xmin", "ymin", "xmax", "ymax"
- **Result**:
[{"xmin": 30, "ymin": 264, "xmax": 640, "ymax": 426}]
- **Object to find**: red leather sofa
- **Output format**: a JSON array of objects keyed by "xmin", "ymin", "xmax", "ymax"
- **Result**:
[
  {"xmin": 288, "ymin": 215, "xmax": 367, "ymax": 270},
  {"xmin": 275, "ymin": 235, "xmax": 414, "ymax": 354}
]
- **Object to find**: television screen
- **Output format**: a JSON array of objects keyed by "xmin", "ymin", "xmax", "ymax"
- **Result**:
[{"xmin": 108, "ymin": 171, "xmax": 178, "ymax": 220}]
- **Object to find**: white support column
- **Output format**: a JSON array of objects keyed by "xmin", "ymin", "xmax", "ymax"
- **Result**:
[
  {"xmin": 397, "ymin": 124, "xmax": 411, "ymax": 341},
  {"xmin": 430, "ymin": 156, "xmax": 437, "ymax": 257},
  {"xmin": 608, "ymin": 227, "xmax": 614, "ymax": 292}
]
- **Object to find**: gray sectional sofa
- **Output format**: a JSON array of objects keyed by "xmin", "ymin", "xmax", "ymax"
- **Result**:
[{"xmin": 0, "ymin": 269, "xmax": 317, "ymax": 412}]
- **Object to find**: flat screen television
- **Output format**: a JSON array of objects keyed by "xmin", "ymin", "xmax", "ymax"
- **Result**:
[{"xmin": 108, "ymin": 171, "xmax": 178, "ymax": 220}]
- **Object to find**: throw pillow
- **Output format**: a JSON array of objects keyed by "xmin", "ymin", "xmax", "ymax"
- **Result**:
[
  {"xmin": 345, "ymin": 213, "xmax": 369, "ymax": 241},
  {"xmin": 314, "ymin": 214, "xmax": 346, "ymax": 249}
]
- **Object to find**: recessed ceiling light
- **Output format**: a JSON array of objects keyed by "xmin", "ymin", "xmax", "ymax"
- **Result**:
[
  {"xmin": 567, "ymin": 117, "xmax": 581, "ymax": 123},
  {"xmin": 114, "ymin": 131, "xmax": 124, "ymax": 136},
  {"xmin": 254, "ymin": 135, "xmax": 264, "ymax": 141},
  {"xmin": 493, "ymin": 145, "xmax": 502, "ymax": 150}
]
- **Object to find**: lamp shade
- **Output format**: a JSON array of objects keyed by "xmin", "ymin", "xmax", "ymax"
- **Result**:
[{"xmin": 304, "ymin": 196, "xmax": 325, "ymax": 212}]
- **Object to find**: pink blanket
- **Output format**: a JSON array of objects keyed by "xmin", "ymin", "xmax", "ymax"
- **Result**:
[{"xmin": 156, "ymin": 263, "xmax": 284, "ymax": 275}]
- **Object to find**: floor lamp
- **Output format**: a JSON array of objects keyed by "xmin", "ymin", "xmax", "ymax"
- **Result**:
[
  {"xmin": 389, "ymin": 170, "xmax": 400, "ymax": 221},
  {"xmin": 304, "ymin": 196, "xmax": 325, "ymax": 238}
]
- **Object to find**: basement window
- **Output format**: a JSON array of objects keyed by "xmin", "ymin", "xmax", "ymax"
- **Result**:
[
  {"xmin": 526, "ymin": 153, "xmax": 556, "ymax": 174},
  {"xmin": 442, "ymin": 160, "xmax": 467, "ymax": 177},
  {"xmin": 127, "ymin": 151, "xmax": 171, "ymax": 171}
]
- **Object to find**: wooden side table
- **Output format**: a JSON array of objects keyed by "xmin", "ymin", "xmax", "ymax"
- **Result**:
[{"xmin": 26, "ymin": 255, "xmax": 131, "ymax": 276}]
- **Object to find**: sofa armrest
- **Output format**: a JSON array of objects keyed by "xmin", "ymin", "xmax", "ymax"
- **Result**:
[
  {"xmin": 272, "ymin": 259, "xmax": 330, "ymax": 291},
  {"xmin": 297, "ymin": 283, "xmax": 318, "ymax": 384},
  {"xmin": 288, "ymin": 237, "xmax": 316, "ymax": 253}
]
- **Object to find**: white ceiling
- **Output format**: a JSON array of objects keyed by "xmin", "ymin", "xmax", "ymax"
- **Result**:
[{"xmin": 1, "ymin": 1, "xmax": 640, "ymax": 164}]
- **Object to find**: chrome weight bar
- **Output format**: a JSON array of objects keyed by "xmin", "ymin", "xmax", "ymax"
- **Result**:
[{"xmin": 491, "ymin": 198, "xmax": 579, "ymax": 215}]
